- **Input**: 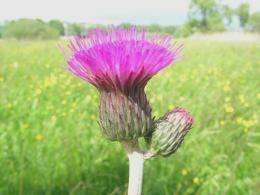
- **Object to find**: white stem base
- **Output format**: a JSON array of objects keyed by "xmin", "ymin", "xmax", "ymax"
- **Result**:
[{"xmin": 127, "ymin": 150, "xmax": 144, "ymax": 195}]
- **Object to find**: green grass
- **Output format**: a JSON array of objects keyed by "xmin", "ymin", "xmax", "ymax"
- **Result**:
[{"xmin": 0, "ymin": 40, "xmax": 259, "ymax": 195}]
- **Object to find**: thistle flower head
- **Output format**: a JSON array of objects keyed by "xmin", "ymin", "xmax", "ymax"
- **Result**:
[
  {"xmin": 64, "ymin": 27, "xmax": 183, "ymax": 141},
  {"xmin": 66, "ymin": 27, "xmax": 182, "ymax": 93}
]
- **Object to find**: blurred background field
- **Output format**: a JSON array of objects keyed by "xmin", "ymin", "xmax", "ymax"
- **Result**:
[
  {"xmin": 1, "ymin": 0, "xmax": 260, "ymax": 194},
  {"xmin": 0, "ymin": 40, "xmax": 259, "ymax": 195}
]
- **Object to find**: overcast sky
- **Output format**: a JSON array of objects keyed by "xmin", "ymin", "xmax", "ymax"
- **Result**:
[{"xmin": 0, "ymin": 0, "xmax": 259, "ymax": 25}]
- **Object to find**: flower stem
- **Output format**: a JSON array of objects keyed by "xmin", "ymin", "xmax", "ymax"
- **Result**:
[{"xmin": 127, "ymin": 150, "xmax": 144, "ymax": 195}]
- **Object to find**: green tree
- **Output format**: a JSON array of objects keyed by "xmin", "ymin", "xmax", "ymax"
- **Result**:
[
  {"xmin": 188, "ymin": 0, "xmax": 224, "ymax": 32},
  {"xmin": 163, "ymin": 26, "xmax": 178, "ymax": 34},
  {"xmin": 147, "ymin": 24, "xmax": 163, "ymax": 33},
  {"xmin": 175, "ymin": 22, "xmax": 193, "ymax": 37},
  {"xmin": 118, "ymin": 23, "xmax": 133, "ymax": 29},
  {"xmin": 207, "ymin": 12, "xmax": 225, "ymax": 31},
  {"xmin": 67, "ymin": 23, "xmax": 85, "ymax": 36},
  {"xmin": 248, "ymin": 12, "xmax": 260, "ymax": 32},
  {"xmin": 222, "ymin": 5, "xmax": 234, "ymax": 26},
  {"xmin": 2, "ymin": 19, "xmax": 59, "ymax": 40},
  {"xmin": 48, "ymin": 20, "xmax": 65, "ymax": 36},
  {"xmin": 0, "ymin": 25, "xmax": 3, "ymax": 38},
  {"xmin": 236, "ymin": 3, "xmax": 250, "ymax": 27}
]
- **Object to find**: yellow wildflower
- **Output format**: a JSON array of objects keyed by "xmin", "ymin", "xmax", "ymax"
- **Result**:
[
  {"xmin": 236, "ymin": 117, "xmax": 243, "ymax": 124},
  {"xmin": 168, "ymin": 104, "xmax": 174, "ymax": 110},
  {"xmin": 181, "ymin": 169, "xmax": 188, "ymax": 176},
  {"xmin": 165, "ymin": 72, "xmax": 171, "ymax": 78},
  {"xmin": 257, "ymin": 93, "xmax": 260, "ymax": 99},
  {"xmin": 180, "ymin": 96, "xmax": 185, "ymax": 101},
  {"xmin": 6, "ymin": 103, "xmax": 13, "ymax": 110},
  {"xmin": 243, "ymin": 102, "xmax": 249, "ymax": 108},
  {"xmin": 243, "ymin": 120, "xmax": 255, "ymax": 128},
  {"xmin": 193, "ymin": 177, "xmax": 200, "ymax": 184},
  {"xmin": 225, "ymin": 105, "xmax": 234, "ymax": 113},
  {"xmin": 220, "ymin": 120, "xmax": 225, "ymax": 126},
  {"xmin": 35, "ymin": 88, "xmax": 42, "ymax": 95},
  {"xmin": 0, "ymin": 76, "xmax": 4, "ymax": 82},
  {"xmin": 243, "ymin": 128, "xmax": 248, "ymax": 133},
  {"xmin": 225, "ymin": 97, "xmax": 231, "ymax": 102},
  {"xmin": 91, "ymin": 114, "xmax": 96, "ymax": 120},
  {"xmin": 65, "ymin": 91, "xmax": 71, "ymax": 96},
  {"xmin": 35, "ymin": 134, "xmax": 44, "ymax": 141},
  {"xmin": 72, "ymin": 102, "xmax": 77, "ymax": 108},
  {"xmin": 44, "ymin": 75, "xmax": 57, "ymax": 88},
  {"xmin": 150, "ymin": 97, "xmax": 155, "ymax": 104},
  {"xmin": 22, "ymin": 123, "xmax": 29, "ymax": 129},
  {"xmin": 80, "ymin": 113, "xmax": 85, "ymax": 119},
  {"xmin": 223, "ymin": 84, "xmax": 231, "ymax": 92},
  {"xmin": 153, "ymin": 111, "xmax": 159, "ymax": 118},
  {"xmin": 157, "ymin": 95, "xmax": 163, "ymax": 101},
  {"xmin": 51, "ymin": 116, "xmax": 57, "ymax": 123},
  {"xmin": 238, "ymin": 95, "xmax": 245, "ymax": 103}
]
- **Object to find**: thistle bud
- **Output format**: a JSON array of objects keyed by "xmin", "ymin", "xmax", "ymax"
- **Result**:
[
  {"xmin": 151, "ymin": 107, "xmax": 193, "ymax": 156},
  {"xmin": 99, "ymin": 90, "xmax": 153, "ymax": 141}
]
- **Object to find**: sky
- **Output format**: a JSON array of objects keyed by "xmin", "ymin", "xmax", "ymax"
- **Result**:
[{"xmin": 0, "ymin": 0, "xmax": 260, "ymax": 25}]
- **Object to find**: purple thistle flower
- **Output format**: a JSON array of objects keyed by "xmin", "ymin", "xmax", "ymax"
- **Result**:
[
  {"xmin": 66, "ymin": 27, "xmax": 182, "ymax": 93},
  {"xmin": 64, "ymin": 27, "xmax": 183, "ymax": 141},
  {"xmin": 63, "ymin": 27, "xmax": 193, "ymax": 195}
]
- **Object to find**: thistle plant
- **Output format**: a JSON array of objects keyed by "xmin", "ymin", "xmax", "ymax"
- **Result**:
[{"xmin": 64, "ymin": 27, "xmax": 193, "ymax": 195}]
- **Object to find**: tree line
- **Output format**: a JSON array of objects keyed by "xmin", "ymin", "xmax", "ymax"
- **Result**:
[
  {"xmin": 0, "ymin": 19, "xmax": 86, "ymax": 40},
  {"xmin": 0, "ymin": 0, "xmax": 259, "ymax": 40}
]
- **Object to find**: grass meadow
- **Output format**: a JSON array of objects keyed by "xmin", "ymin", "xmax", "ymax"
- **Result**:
[{"xmin": 0, "ymin": 40, "xmax": 259, "ymax": 195}]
